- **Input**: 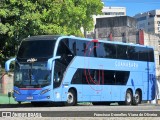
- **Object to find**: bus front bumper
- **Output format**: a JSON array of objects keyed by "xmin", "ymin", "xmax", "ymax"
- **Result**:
[{"xmin": 13, "ymin": 93, "xmax": 52, "ymax": 102}]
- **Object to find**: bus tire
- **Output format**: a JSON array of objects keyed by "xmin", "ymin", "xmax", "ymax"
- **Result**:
[
  {"xmin": 125, "ymin": 90, "xmax": 132, "ymax": 105},
  {"xmin": 66, "ymin": 89, "xmax": 77, "ymax": 106},
  {"xmin": 132, "ymin": 90, "xmax": 141, "ymax": 105}
]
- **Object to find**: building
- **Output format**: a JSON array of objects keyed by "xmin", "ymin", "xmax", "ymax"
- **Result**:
[
  {"xmin": 134, "ymin": 9, "xmax": 160, "ymax": 34},
  {"xmin": 87, "ymin": 6, "xmax": 126, "ymax": 38},
  {"xmin": 95, "ymin": 16, "xmax": 137, "ymax": 43},
  {"xmin": 93, "ymin": 6, "xmax": 126, "ymax": 28},
  {"xmin": 94, "ymin": 6, "xmax": 126, "ymax": 18}
]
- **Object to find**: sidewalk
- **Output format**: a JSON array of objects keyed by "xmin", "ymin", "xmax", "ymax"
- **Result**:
[{"xmin": 0, "ymin": 94, "xmax": 17, "ymax": 104}]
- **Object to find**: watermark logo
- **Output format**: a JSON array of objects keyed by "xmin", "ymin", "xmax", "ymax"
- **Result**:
[
  {"xmin": 1, "ymin": 112, "xmax": 42, "ymax": 118},
  {"xmin": 2, "ymin": 112, "xmax": 11, "ymax": 117}
]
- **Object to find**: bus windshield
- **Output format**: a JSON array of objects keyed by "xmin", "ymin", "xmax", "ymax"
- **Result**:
[
  {"xmin": 17, "ymin": 40, "xmax": 56, "ymax": 59},
  {"xmin": 14, "ymin": 62, "xmax": 51, "ymax": 88}
]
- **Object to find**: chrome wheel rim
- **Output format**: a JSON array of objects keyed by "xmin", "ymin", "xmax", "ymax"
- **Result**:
[
  {"xmin": 127, "ymin": 92, "xmax": 131, "ymax": 103},
  {"xmin": 67, "ymin": 93, "xmax": 73, "ymax": 104},
  {"xmin": 135, "ymin": 93, "xmax": 140, "ymax": 103}
]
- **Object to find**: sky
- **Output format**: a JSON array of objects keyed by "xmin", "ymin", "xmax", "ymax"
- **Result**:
[{"xmin": 102, "ymin": 0, "xmax": 160, "ymax": 16}]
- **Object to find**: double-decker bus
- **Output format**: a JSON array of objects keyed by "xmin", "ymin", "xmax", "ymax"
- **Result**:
[{"xmin": 5, "ymin": 35, "xmax": 156, "ymax": 106}]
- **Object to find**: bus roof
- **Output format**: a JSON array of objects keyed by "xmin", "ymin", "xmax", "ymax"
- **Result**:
[
  {"xmin": 24, "ymin": 35, "xmax": 61, "ymax": 41},
  {"xmin": 60, "ymin": 35, "xmax": 154, "ymax": 49},
  {"xmin": 23, "ymin": 35, "xmax": 154, "ymax": 49}
]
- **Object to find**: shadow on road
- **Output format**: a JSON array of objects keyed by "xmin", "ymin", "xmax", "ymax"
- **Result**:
[
  {"xmin": 0, "ymin": 103, "xmax": 33, "ymax": 108},
  {"xmin": 0, "ymin": 103, "xmax": 93, "ymax": 108}
]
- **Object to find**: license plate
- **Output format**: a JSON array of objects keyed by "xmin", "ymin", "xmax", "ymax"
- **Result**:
[{"xmin": 27, "ymin": 96, "xmax": 33, "ymax": 100}]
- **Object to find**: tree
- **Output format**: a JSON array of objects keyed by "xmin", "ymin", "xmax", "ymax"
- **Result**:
[{"xmin": 0, "ymin": 0, "xmax": 103, "ymax": 67}]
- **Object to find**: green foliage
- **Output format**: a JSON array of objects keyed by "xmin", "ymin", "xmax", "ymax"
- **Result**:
[{"xmin": 0, "ymin": 0, "xmax": 103, "ymax": 67}]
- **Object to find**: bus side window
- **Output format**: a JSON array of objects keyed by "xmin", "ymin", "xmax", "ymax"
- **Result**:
[
  {"xmin": 104, "ymin": 43, "xmax": 117, "ymax": 59},
  {"xmin": 117, "ymin": 45, "xmax": 128, "ymax": 60},
  {"xmin": 148, "ymin": 48, "xmax": 154, "ymax": 62},
  {"xmin": 73, "ymin": 42, "xmax": 76, "ymax": 55},
  {"xmin": 53, "ymin": 61, "xmax": 66, "ymax": 88},
  {"xmin": 88, "ymin": 69, "xmax": 98, "ymax": 84},
  {"xmin": 103, "ymin": 70, "xmax": 115, "ymax": 85},
  {"xmin": 76, "ymin": 41, "xmax": 88, "ymax": 56},
  {"xmin": 57, "ymin": 39, "xmax": 74, "ymax": 65},
  {"xmin": 71, "ymin": 69, "xmax": 82, "ymax": 84},
  {"xmin": 54, "ymin": 72, "xmax": 61, "ymax": 82},
  {"xmin": 115, "ymin": 71, "xmax": 129, "ymax": 85},
  {"xmin": 69, "ymin": 39, "xmax": 76, "ymax": 55},
  {"xmin": 139, "ymin": 47, "xmax": 148, "ymax": 61},
  {"xmin": 127, "ymin": 46, "xmax": 139, "ymax": 61},
  {"xmin": 96, "ymin": 43, "xmax": 105, "ymax": 58}
]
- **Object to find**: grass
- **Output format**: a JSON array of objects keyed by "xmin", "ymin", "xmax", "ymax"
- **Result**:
[{"xmin": 0, "ymin": 94, "xmax": 17, "ymax": 104}]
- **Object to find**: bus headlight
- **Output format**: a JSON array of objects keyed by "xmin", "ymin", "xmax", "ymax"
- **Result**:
[{"xmin": 40, "ymin": 89, "xmax": 50, "ymax": 95}]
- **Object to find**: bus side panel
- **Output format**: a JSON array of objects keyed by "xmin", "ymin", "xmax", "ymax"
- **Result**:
[
  {"xmin": 74, "ymin": 85, "xmax": 83, "ymax": 101},
  {"xmin": 131, "ymin": 72, "xmax": 143, "ymax": 86},
  {"xmin": 101, "ymin": 85, "xmax": 112, "ymax": 101},
  {"xmin": 143, "ymin": 80, "xmax": 155, "ymax": 101},
  {"xmin": 82, "ymin": 85, "xmax": 101, "ymax": 101},
  {"xmin": 111, "ymin": 86, "xmax": 121, "ymax": 101},
  {"xmin": 53, "ymin": 88, "xmax": 63, "ymax": 102},
  {"xmin": 127, "ymin": 71, "xmax": 143, "ymax": 88},
  {"xmin": 149, "ymin": 62, "xmax": 156, "ymax": 100},
  {"xmin": 149, "ymin": 73, "xmax": 156, "ymax": 100}
]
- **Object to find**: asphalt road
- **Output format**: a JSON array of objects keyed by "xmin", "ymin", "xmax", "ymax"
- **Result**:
[{"xmin": 0, "ymin": 102, "xmax": 160, "ymax": 111}]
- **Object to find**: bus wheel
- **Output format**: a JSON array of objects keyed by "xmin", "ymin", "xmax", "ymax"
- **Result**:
[
  {"xmin": 66, "ymin": 89, "xmax": 77, "ymax": 106},
  {"xmin": 132, "ymin": 91, "xmax": 141, "ymax": 105},
  {"xmin": 125, "ymin": 90, "xmax": 132, "ymax": 105}
]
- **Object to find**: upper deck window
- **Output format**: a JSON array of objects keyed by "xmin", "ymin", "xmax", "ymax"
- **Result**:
[{"xmin": 17, "ymin": 40, "xmax": 56, "ymax": 59}]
